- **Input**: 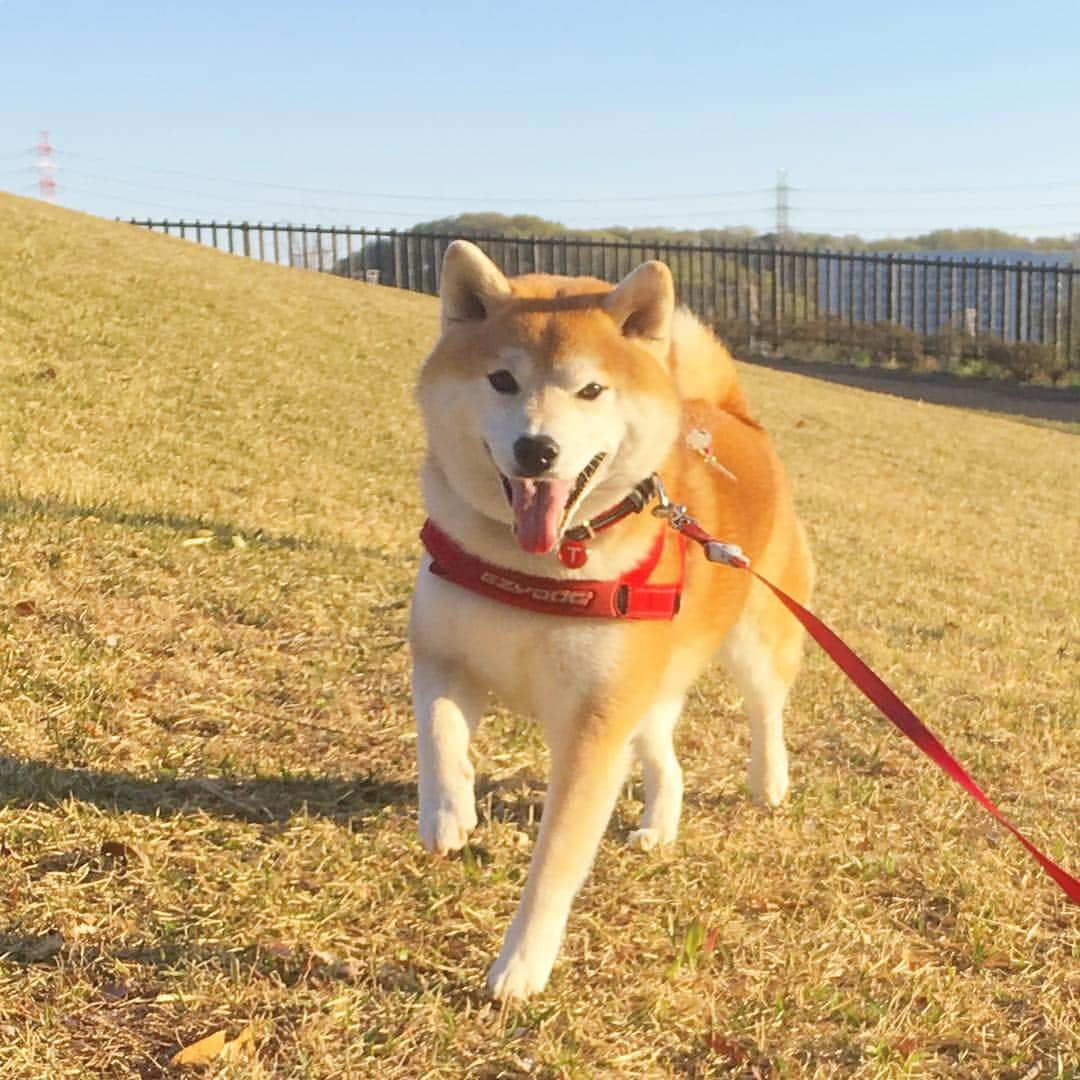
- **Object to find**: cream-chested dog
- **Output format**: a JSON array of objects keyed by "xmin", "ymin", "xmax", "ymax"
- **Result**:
[{"xmin": 409, "ymin": 240, "xmax": 813, "ymax": 1000}]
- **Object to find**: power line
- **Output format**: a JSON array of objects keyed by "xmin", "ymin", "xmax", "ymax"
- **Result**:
[
  {"xmin": 793, "ymin": 202, "xmax": 1080, "ymax": 213},
  {"xmin": 51, "ymin": 166, "xmax": 1080, "ymax": 222},
  {"xmin": 49, "ymin": 149, "xmax": 1080, "ymax": 202},
  {"xmin": 58, "ymin": 181, "xmax": 440, "ymax": 219},
  {"xmin": 795, "ymin": 180, "xmax": 1080, "ymax": 195},
  {"xmin": 793, "ymin": 222, "xmax": 1080, "ymax": 235},
  {"xmin": 53, "ymin": 150, "xmax": 775, "ymax": 205},
  {"xmin": 54, "ymin": 168, "xmax": 776, "ymax": 221}
]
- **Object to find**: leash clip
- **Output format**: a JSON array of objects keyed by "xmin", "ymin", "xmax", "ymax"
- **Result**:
[
  {"xmin": 651, "ymin": 474, "xmax": 750, "ymax": 568},
  {"xmin": 651, "ymin": 475, "xmax": 693, "ymax": 529},
  {"xmin": 650, "ymin": 474, "xmax": 682, "ymax": 518}
]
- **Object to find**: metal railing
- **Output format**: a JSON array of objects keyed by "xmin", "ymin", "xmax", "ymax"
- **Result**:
[{"xmin": 125, "ymin": 219, "xmax": 1080, "ymax": 377}]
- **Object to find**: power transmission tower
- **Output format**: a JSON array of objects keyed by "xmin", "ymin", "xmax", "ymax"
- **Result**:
[
  {"xmin": 775, "ymin": 168, "xmax": 790, "ymax": 241},
  {"xmin": 36, "ymin": 130, "xmax": 57, "ymax": 201}
]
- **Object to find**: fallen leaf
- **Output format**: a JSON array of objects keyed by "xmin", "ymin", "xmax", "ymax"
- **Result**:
[
  {"xmin": 101, "ymin": 839, "xmax": 146, "ymax": 869},
  {"xmin": 219, "ymin": 1025, "xmax": 256, "ymax": 1064},
  {"xmin": 170, "ymin": 1028, "xmax": 227, "ymax": 1067},
  {"xmin": 170, "ymin": 1024, "xmax": 256, "ymax": 1068},
  {"xmin": 14, "ymin": 600, "xmax": 37, "ymax": 617}
]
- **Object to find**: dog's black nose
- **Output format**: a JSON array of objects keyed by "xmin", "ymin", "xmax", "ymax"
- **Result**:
[{"xmin": 513, "ymin": 435, "xmax": 559, "ymax": 476}]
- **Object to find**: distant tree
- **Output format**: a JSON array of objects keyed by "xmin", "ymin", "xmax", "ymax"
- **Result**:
[
  {"xmin": 327, "ymin": 214, "xmax": 1080, "ymax": 285},
  {"xmin": 412, "ymin": 212, "xmax": 574, "ymax": 238}
]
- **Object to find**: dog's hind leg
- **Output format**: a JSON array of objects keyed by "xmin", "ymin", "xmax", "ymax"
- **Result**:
[
  {"xmin": 718, "ymin": 602, "xmax": 806, "ymax": 807},
  {"xmin": 413, "ymin": 657, "xmax": 485, "ymax": 855},
  {"xmin": 627, "ymin": 694, "xmax": 685, "ymax": 851}
]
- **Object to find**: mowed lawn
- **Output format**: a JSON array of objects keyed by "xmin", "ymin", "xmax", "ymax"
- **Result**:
[{"xmin": 0, "ymin": 193, "xmax": 1077, "ymax": 1079}]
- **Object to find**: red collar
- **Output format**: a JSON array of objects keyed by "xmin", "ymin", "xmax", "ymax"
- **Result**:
[{"xmin": 420, "ymin": 519, "xmax": 685, "ymax": 620}]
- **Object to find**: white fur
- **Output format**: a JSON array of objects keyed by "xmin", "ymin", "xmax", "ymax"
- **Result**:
[
  {"xmin": 718, "ymin": 612, "xmax": 791, "ymax": 807},
  {"xmin": 628, "ymin": 694, "xmax": 686, "ymax": 850}
]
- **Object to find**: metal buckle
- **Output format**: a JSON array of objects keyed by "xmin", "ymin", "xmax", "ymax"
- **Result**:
[{"xmin": 651, "ymin": 476, "xmax": 693, "ymax": 528}]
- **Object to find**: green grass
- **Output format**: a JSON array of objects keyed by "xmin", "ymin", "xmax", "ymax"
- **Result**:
[{"xmin": 1, "ymin": 193, "xmax": 1077, "ymax": 1078}]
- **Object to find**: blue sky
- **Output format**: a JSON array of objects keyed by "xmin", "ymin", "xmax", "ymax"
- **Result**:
[{"xmin": 2, "ymin": 1, "xmax": 1079, "ymax": 239}]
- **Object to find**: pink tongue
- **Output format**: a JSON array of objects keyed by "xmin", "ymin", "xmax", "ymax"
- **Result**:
[{"xmin": 509, "ymin": 477, "xmax": 574, "ymax": 554}]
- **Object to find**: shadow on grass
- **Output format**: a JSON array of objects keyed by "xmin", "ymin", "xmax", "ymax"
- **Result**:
[
  {"xmin": 1, "ymin": 752, "xmax": 748, "ymax": 830},
  {"xmin": 0, "ymin": 754, "xmax": 414, "ymax": 823},
  {"xmin": 0, "ymin": 492, "xmax": 317, "ymax": 551}
]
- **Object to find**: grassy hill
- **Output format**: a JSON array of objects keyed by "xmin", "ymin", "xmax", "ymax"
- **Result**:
[{"xmin": 0, "ymin": 192, "xmax": 1077, "ymax": 1078}]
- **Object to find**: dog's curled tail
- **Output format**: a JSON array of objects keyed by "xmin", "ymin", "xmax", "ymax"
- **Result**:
[{"xmin": 669, "ymin": 307, "xmax": 755, "ymax": 423}]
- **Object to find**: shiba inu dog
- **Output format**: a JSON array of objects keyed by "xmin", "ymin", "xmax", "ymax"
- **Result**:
[{"xmin": 409, "ymin": 240, "xmax": 813, "ymax": 1000}]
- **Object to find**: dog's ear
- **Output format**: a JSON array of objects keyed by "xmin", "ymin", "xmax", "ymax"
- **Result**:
[
  {"xmin": 439, "ymin": 240, "xmax": 511, "ymax": 330},
  {"xmin": 602, "ymin": 261, "xmax": 675, "ymax": 355}
]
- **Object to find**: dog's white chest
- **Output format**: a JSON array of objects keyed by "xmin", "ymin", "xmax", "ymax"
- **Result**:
[{"xmin": 410, "ymin": 565, "xmax": 623, "ymax": 719}]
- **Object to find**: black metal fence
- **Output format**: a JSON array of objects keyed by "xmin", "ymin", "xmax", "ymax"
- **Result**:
[{"xmin": 126, "ymin": 219, "xmax": 1080, "ymax": 378}]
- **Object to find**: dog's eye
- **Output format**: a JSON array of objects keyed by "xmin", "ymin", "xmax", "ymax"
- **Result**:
[
  {"xmin": 576, "ymin": 382, "xmax": 605, "ymax": 401},
  {"xmin": 487, "ymin": 370, "xmax": 519, "ymax": 394}
]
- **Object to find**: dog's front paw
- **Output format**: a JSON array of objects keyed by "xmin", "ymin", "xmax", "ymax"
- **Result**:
[
  {"xmin": 627, "ymin": 826, "xmax": 672, "ymax": 852},
  {"xmin": 419, "ymin": 783, "xmax": 477, "ymax": 855},
  {"xmin": 486, "ymin": 949, "xmax": 551, "ymax": 1002},
  {"xmin": 749, "ymin": 754, "xmax": 789, "ymax": 807}
]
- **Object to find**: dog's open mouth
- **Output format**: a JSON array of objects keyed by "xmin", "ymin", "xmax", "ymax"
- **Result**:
[{"xmin": 501, "ymin": 452, "xmax": 606, "ymax": 555}]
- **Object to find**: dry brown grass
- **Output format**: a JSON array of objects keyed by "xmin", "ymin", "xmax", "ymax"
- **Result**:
[{"xmin": 0, "ymin": 193, "xmax": 1077, "ymax": 1078}]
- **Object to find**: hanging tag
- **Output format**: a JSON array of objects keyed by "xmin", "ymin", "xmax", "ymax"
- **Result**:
[
  {"xmin": 686, "ymin": 428, "xmax": 738, "ymax": 482},
  {"xmin": 558, "ymin": 540, "xmax": 588, "ymax": 569}
]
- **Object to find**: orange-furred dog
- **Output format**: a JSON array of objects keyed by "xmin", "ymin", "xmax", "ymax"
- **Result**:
[{"xmin": 410, "ymin": 241, "xmax": 813, "ymax": 1000}]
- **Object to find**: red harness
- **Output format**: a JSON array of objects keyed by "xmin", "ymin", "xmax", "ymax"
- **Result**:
[{"xmin": 420, "ymin": 519, "xmax": 685, "ymax": 620}]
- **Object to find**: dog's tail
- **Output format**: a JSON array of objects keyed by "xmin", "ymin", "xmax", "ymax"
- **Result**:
[{"xmin": 669, "ymin": 308, "xmax": 754, "ymax": 422}]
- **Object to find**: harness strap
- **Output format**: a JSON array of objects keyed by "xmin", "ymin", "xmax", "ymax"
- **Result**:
[{"xmin": 420, "ymin": 519, "xmax": 684, "ymax": 620}]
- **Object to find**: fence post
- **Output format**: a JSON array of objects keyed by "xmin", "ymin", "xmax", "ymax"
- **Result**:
[
  {"xmin": 392, "ymin": 230, "xmax": 403, "ymax": 287},
  {"xmin": 1014, "ymin": 264, "xmax": 1023, "ymax": 342},
  {"xmin": 1065, "ymin": 268, "xmax": 1076, "ymax": 373},
  {"xmin": 822, "ymin": 252, "xmax": 830, "ymax": 342}
]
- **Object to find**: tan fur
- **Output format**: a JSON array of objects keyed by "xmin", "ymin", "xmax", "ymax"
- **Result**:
[{"xmin": 410, "ymin": 241, "xmax": 813, "ymax": 1000}]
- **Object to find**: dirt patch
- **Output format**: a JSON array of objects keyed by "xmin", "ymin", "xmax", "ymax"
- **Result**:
[{"xmin": 743, "ymin": 355, "xmax": 1080, "ymax": 425}]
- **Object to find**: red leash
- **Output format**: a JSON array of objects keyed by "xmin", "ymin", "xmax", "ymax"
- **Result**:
[{"xmin": 663, "ymin": 504, "xmax": 1080, "ymax": 905}]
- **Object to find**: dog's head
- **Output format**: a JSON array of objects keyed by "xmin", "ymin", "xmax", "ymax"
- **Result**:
[{"xmin": 417, "ymin": 240, "xmax": 681, "ymax": 555}]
